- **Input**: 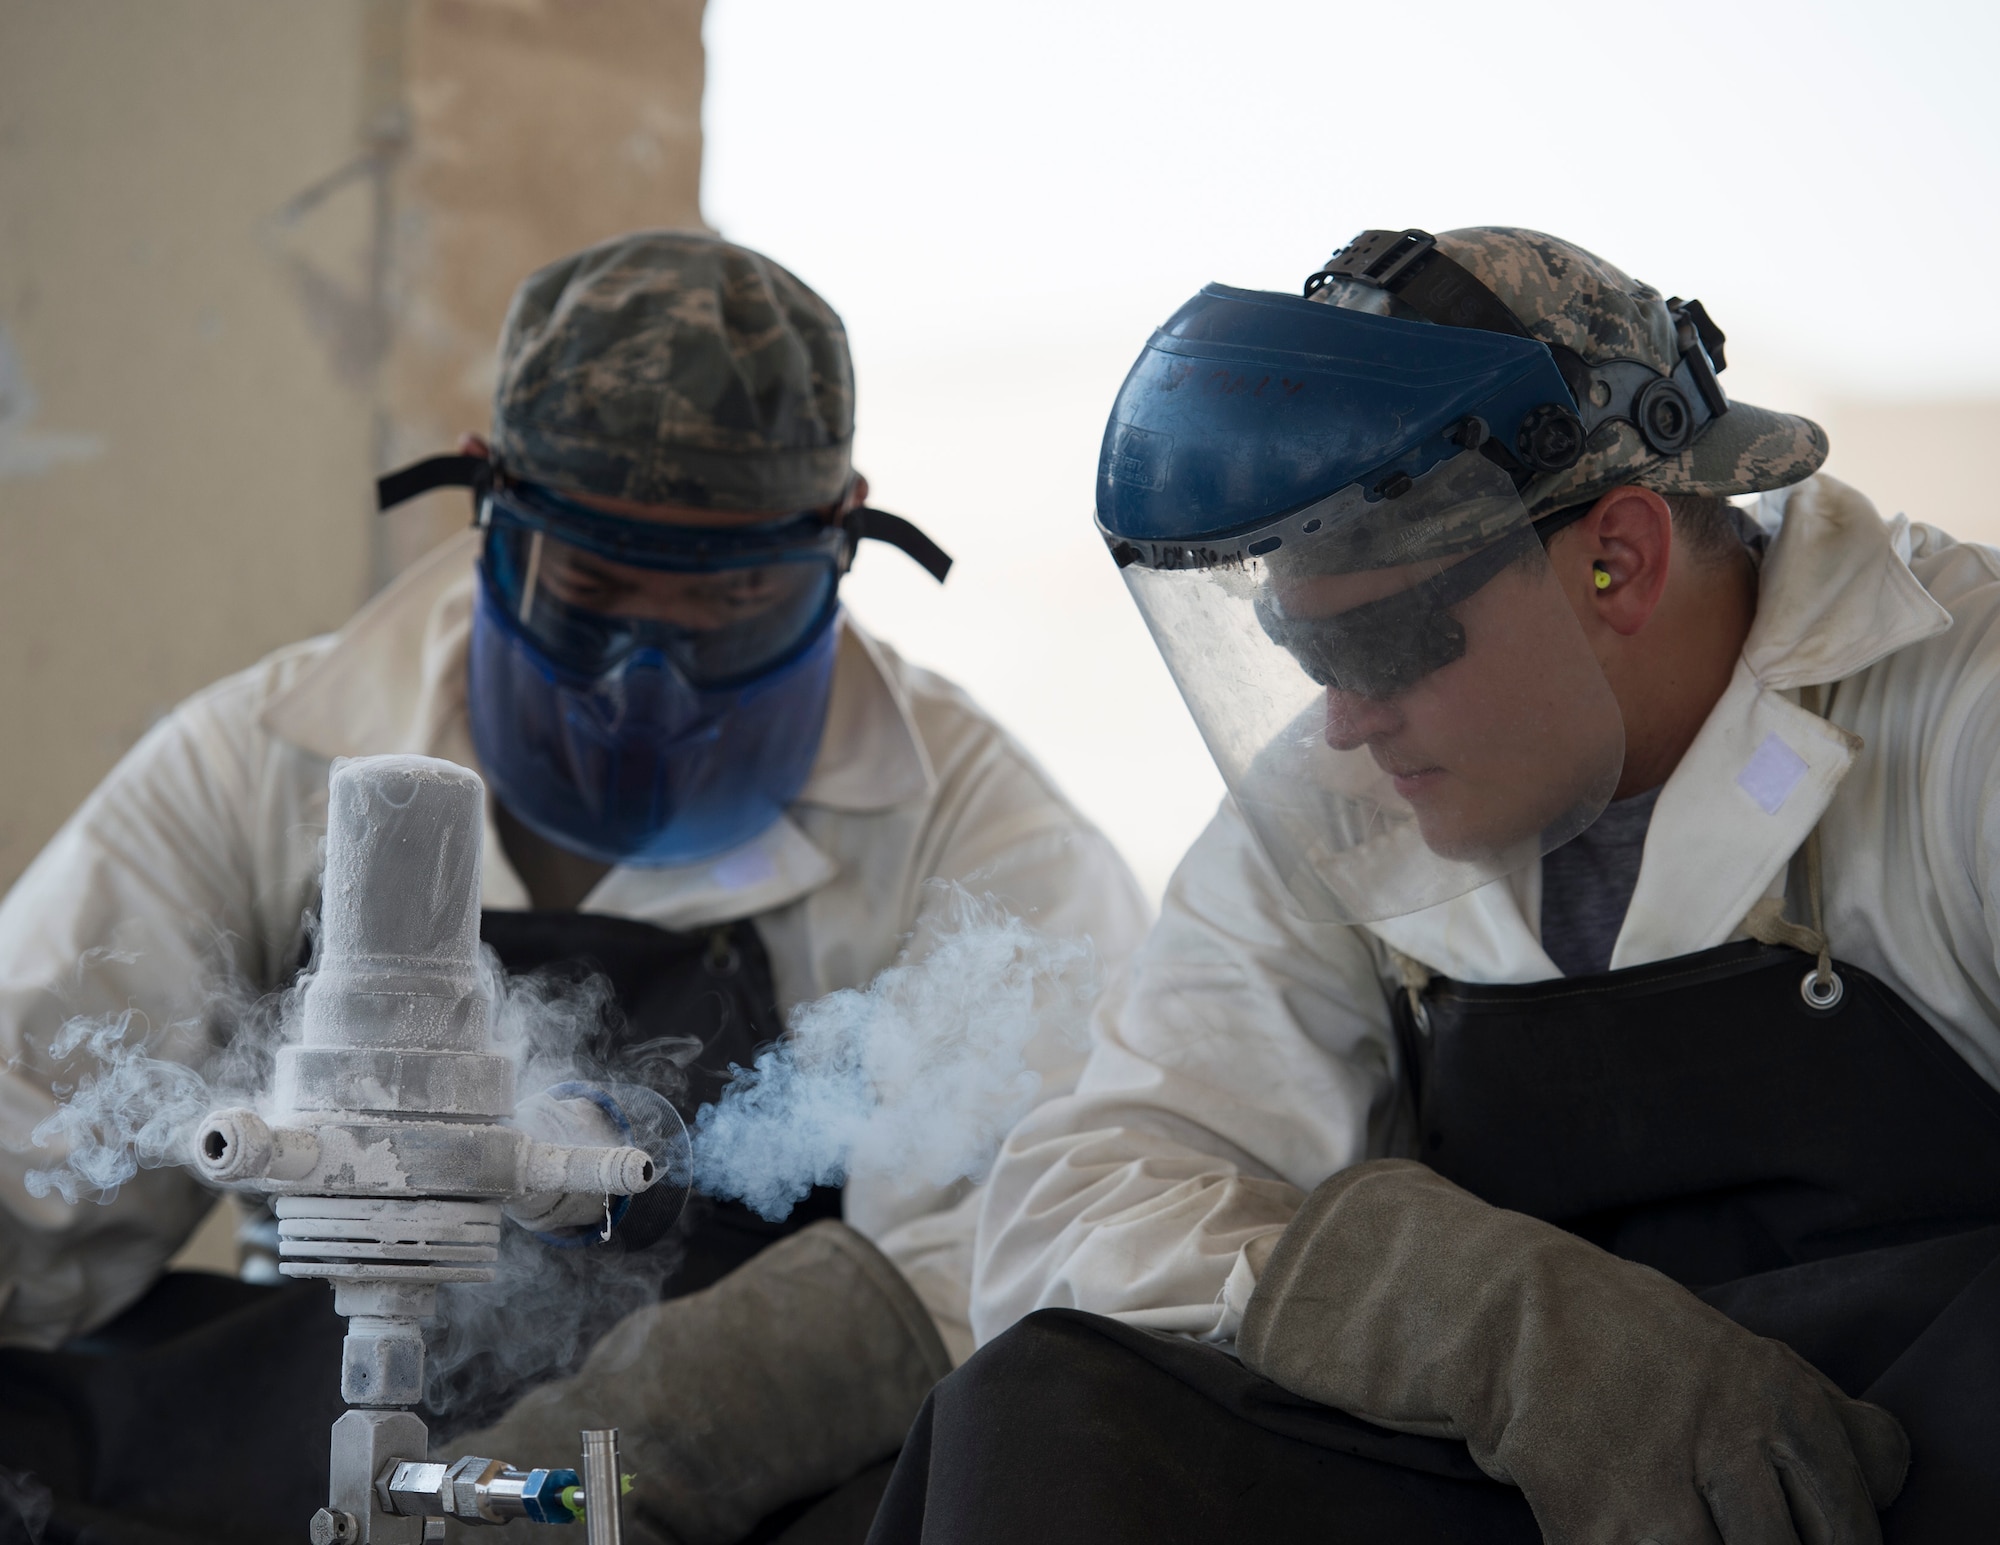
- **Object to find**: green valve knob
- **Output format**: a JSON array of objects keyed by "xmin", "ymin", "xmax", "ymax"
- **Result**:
[{"xmin": 559, "ymin": 1475, "xmax": 636, "ymax": 1514}]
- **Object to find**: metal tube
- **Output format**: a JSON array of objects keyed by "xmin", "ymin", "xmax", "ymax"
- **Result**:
[{"xmin": 581, "ymin": 1428, "xmax": 621, "ymax": 1545}]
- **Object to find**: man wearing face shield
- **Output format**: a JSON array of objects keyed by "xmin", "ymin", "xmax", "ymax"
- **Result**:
[
  {"xmin": 867, "ymin": 229, "xmax": 2000, "ymax": 1544},
  {"xmin": 0, "ymin": 232, "xmax": 1147, "ymax": 1544}
]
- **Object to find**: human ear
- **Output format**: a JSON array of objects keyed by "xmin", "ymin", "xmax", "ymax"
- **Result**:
[{"xmin": 1576, "ymin": 486, "xmax": 1672, "ymax": 637}]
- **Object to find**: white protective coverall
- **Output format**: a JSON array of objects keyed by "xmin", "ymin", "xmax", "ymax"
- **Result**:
[
  {"xmin": 0, "ymin": 531, "xmax": 1149, "ymax": 1360},
  {"xmin": 973, "ymin": 474, "xmax": 2000, "ymax": 1346}
]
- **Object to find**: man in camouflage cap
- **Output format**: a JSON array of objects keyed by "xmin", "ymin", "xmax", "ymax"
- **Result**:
[
  {"xmin": 871, "ymin": 227, "xmax": 2000, "ymax": 1542},
  {"xmin": 398, "ymin": 229, "xmax": 970, "ymax": 882},
  {"xmin": 0, "ymin": 231, "xmax": 1147, "ymax": 1545}
]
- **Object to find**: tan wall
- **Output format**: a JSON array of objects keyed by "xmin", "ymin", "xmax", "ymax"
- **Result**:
[
  {"xmin": 0, "ymin": 0, "xmax": 380, "ymax": 893},
  {"xmin": 0, "ymin": 0, "xmax": 706, "ymax": 901},
  {"xmin": 1817, "ymin": 400, "xmax": 2000, "ymax": 546},
  {"xmin": 376, "ymin": 0, "xmax": 708, "ymax": 575}
]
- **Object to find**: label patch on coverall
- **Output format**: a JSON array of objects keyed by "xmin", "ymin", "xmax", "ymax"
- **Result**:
[{"xmin": 1736, "ymin": 733, "xmax": 1809, "ymax": 815}]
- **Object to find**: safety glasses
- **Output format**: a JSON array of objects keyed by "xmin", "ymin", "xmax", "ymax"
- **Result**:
[
  {"xmin": 480, "ymin": 483, "xmax": 848, "ymax": 688},
  {"xmin": 1255, "ymin": 531, "xmax": 1533, "ymax": 699},
  {"xmin": 1254, "ymin": 503, "xmax": 1594, "ymax": 700}
]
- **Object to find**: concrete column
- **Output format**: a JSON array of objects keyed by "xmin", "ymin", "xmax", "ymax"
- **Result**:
[
  {"xmin": 0, "ymin": 0, "xmax": 706, "ymax": 897},
  {"xmin": 375, "ymin": 0, "xmax": 708, "ymax": 578}
]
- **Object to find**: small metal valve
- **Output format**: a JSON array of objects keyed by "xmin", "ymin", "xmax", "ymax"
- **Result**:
[
  {"xmin": 379, "ymin": 1456, "xmax": 582, "ymax": 1526},
  {"xmin": 372, "ymin": 1430, "xmax": 630, "ymax": 1537}
]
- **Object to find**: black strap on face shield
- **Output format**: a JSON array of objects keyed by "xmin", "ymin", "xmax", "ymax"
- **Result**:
[
  {"xmin": 845, "ymin": 507, "xmax": 953, "ymax": 582},
  {"xmin": 373, "ymin": 454, "xmax": 953, "ymax": 583},
  {"xmin": 1305, "ymin": 230, "xmax": 1732, "ymax": 465},
  {"xmin": 376, "ymin": 453, "xmax": 494, "ymax": 511},
  {"xmin": 1308, "ymin": 229, "xmax": 1536, "ymax": 341}
]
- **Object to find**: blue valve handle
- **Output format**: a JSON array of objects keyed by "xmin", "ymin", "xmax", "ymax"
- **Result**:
[{"xmin": 520, "ymin": 1467, "xmax": 583, "ymax": 1525}]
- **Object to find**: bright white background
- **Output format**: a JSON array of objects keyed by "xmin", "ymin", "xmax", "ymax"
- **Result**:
[{"xmin": 703, "ymin": 0, "xmax": 2000, "ymax": 901}]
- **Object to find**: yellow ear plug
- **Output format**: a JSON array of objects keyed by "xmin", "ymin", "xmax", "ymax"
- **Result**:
[{"xmin": 1594, "ymin": 565, "xmax": 1613, "ymax": 591}]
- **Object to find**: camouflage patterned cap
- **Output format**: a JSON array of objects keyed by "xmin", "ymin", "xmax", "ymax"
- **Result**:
[
  {"xmin": 1319, "ymin": 227, "xmax": 1827, "ymax": 516},
  {"xmin": 490, "ymin": 230, "xmax": 854, "ymax": 513}
]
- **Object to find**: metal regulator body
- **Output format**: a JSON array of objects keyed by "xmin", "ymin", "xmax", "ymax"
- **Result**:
[{"xmin": 193, "ymin": 755, "xmax": 680, "ymax": 1542}]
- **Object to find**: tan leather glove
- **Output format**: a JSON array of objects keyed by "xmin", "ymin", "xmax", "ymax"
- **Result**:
[
  {"xmin": 445, "ymin": 1220, "xmax": 950, "ymax": 1545},
  {"xmin": 1239, "ymin": 1160, "xmax": 1908, "ymax": 1545}
]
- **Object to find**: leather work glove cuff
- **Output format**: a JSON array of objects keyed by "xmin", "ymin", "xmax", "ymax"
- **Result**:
[
  {"xmin": 1238, "ymin": 1160, "xmax": 1908, "ymax": 1545},
  {"xmin": 444, "ymin": 1220, "xmax": 950, "ymax": 1545}
]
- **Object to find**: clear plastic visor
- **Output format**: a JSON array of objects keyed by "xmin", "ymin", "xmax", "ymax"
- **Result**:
[{"xmin": 1120, "ymin": 449, "xmax": 1624, "ymax": 924}]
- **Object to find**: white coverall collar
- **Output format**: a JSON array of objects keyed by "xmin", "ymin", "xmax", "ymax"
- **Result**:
[
  {"xmin": 258, "ymin": 530, "xmax": 937, "ymax": 926},
  {"xmin": 1368, "ymin": 475, "xmax": 1954, "ymax": 982}
]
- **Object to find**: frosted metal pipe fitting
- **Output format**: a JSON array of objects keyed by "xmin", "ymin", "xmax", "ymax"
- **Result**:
[{"xmin": 194, "ymin": 756, "xmax": 684, "ymax": 1543}]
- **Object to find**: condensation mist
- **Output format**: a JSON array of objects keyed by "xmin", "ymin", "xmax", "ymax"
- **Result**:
[
  {"xmin": 18, "ymin": 871, "xmax": 1100, "ymax": 1424},
  {"xmin": 421, "ymin": 957, "xmax": 696, "ymax": 1432},
  {"xmin": 691, "ymin": 881, "xmax": 1100, "ymax": 1221},
  {"xmin": 21, "ymin": 945, "xmax": 306, "ymax": 1207}
]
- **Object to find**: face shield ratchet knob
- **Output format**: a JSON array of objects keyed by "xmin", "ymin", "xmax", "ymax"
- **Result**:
[
  {"xmin": 1634, "ymin": 378, "xmax": 1696, "ymax": 455},
  {"xmin": 1516, "ymin": 403, "xmax": 1587, "ymax": 472}
]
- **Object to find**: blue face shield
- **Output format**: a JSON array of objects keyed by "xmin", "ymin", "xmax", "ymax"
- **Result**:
[
  {"xmin": 1096, "ymin": 279, "xmax": 1626, "ymax": 926},
  {"xmin": 468, "ymin": 482, "xmax": 852, "ymax": 868},
  {"xmin": 468, "ymin": 552, "xmax": 841, "ymax": 868},
  {"xmin": 370, "ymin": 463, "xmax": 952, "ymax": 868}
]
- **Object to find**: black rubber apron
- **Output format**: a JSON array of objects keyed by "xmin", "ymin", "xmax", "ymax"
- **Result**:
[
  {"xmin": 871, "ymin": 933, "xmax": 2000, "ymax": 1545},
  {"xmin": 1396, "ymin": 938, "xmax": 2000, "ymax": 1538},
  {"xmin": 0, "ymin": 909, "xmax": 836, "ymax": 1545}
]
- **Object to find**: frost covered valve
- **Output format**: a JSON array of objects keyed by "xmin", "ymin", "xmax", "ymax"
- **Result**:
[
  {"xmin": 380, "ymin": 1457, "xmax": 585, "ymax": 1526},
  {"xmin": 373, "ymin": 1429, "xmax": 633, "ymax": 1535},
  {"xmin": 182, "ymin": 756, "xmax": 676, "ymax": 1545}
]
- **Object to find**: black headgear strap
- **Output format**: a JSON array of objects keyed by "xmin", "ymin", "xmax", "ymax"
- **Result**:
[
  {"xmin": 374, "ymin": 454, "xmax": 952, "ymax": 584},
  {"xmin": 1306, "ymin": 229, "xmax": 1730, "ymax": 467},
  {"xmin": 845, "ymin": 508, "xmax": 954, "ymax": 583},
  {"xmin": 375, "ymin": 453, "xmax": 493, "ymax": 511},
  {"xmin": 1307, "ymin": 228, "xmax": 1534, "ymax": 341}
]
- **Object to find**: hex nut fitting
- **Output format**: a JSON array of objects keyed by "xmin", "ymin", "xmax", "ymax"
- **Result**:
[
  {"xmin": 342, "ymin": 1325, "xmax": 427, "ymax": 1407},
  {"xmin": 309, "ymin": 1508, "xmax": 359, "ymax": 1545},
  {"xmin": 521, "ymin": 1468, "xmax": 582, "ymax": 1525}
]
